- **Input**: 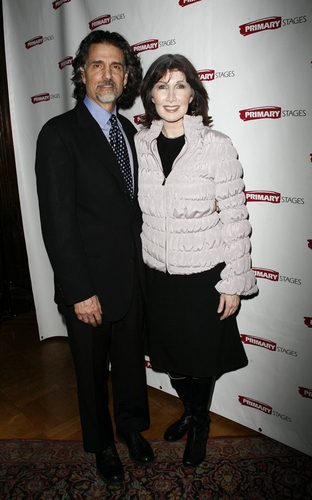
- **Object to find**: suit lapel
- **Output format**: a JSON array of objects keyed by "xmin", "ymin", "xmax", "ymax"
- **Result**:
[{"xmin": 75, "ymin": 101, "xmax": 130, "ymax": 193}]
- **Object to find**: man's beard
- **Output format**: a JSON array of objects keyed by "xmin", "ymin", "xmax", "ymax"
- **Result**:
[{"xmin": 95, "ymin": 79, "xmax": 119, "ymax": 104}]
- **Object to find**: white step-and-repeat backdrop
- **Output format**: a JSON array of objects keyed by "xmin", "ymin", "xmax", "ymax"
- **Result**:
[{"xmin": 3, "ymin": 0, "xmax": 312, "ymax": 456}]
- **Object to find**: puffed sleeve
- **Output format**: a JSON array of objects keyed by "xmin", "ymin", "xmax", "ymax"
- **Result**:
[{"xmin": 213, "ymin": 137, "xmax": 258, "ymax": 296}]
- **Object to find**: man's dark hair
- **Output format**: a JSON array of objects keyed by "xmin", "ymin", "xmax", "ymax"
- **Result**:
[
  {"xmin": 140, "ymin": 53, "xmax": 212, "ymax": 127},
  {"xmin": 72, "ymin": 30, "xmax": 142, "ymax": 109}
]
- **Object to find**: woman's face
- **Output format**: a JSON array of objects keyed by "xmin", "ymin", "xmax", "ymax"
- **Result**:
[{"xmin": 151, "ymin": 70, "xmax": 193, "ymax": 125}]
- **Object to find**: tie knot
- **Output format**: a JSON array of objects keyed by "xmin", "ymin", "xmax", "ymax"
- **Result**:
[{"xmin": 110, "ymin": 114, "xmax": 118, "ymax": 126}]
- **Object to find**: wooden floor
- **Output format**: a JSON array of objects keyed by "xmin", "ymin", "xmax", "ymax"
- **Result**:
[{"xmin": 0, "ymin": 312, "xmax": 257, "ymax": 441}]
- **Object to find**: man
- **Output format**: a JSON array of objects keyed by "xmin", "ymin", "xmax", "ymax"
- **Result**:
[{"xmin": 35, "ymin": 30, "xmax": 154, "ymax": 486}]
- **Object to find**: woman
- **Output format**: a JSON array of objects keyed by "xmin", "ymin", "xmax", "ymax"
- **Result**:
[{"xmin": 135, "ymin": 54, "xmax": 258, "ymax": 467}]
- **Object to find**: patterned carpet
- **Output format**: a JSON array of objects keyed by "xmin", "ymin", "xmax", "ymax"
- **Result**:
[{"xmin": 0, "ymin": 436, "xmax": 311, "ymax": 499}]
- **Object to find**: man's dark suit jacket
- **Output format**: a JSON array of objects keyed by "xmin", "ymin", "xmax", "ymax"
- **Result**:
[{"xmin": 35, "ymin": 99, "xmax": 145, "ymax": 322}]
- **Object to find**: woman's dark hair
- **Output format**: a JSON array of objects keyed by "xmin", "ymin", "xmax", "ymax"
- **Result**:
[
  {"xmin": 71, "ymin": 30, "xmax": 142, "ymax": 109},
  {"xmin": 140, "ymin": 54, "xmax": 212, "ymax": 127}
]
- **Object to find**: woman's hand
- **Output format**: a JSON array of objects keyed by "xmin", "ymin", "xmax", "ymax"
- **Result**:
[{"xmin": 217, "ymin": 293, "xmax": 240, "ymax": 321}]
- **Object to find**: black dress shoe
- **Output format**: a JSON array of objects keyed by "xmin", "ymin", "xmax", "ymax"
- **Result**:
[
  {"xmin": 117, "ymin": 430, "xmax": 154, "ymax": 466},
  {"xmin": 95, "ymin": 444, "xmax": 124, "ymax": 485}
]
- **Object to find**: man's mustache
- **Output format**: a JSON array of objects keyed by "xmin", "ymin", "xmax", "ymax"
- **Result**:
[{"xmin": 96, "ymin": 80, "xmax": 117, "ymax": 90}]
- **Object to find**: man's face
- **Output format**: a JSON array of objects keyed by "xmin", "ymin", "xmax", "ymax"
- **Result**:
[{"xmin": 80, "ymin": 42, "xmax": 128, "ymax": 112}]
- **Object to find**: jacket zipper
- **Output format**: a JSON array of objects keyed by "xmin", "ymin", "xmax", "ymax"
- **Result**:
[{"xmin": 151, "ymin": 135, "xmax": 187, "ymax": 272}]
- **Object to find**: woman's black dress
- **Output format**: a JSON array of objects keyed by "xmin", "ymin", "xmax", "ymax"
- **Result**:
[{"xmin": 145, "ymin": 133, "xmax": 248, "ymax": 379}]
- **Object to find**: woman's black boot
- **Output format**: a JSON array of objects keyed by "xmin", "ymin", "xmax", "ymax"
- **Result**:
[
  {"xmin": 183, "ymin": 376, "xmax": 215, "ymax": 467},
  {"xmin": 164, "ymin": 375, "xmax": 192, "ymax": 442}
]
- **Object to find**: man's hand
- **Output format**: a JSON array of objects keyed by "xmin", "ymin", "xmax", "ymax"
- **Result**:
[
  {"xmin": 217, "ymin": 293, "xmax": 240, "ymax": 321},
  {"xmin": 74, "ymin": 295, "xmax": 102, "ymax": 327}
]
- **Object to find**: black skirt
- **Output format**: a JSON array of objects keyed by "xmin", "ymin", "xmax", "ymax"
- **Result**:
[{"xmin": 146, "ymin": 263, "xmax": 248, "ymax": 378}]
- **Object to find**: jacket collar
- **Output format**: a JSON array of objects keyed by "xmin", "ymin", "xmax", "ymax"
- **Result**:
[{"xmin": 149, "ymin": 114, "xmax": 204, "ymax": 139}]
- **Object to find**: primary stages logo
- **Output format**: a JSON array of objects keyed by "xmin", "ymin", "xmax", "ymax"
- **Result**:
[
  {"xmin": 132, "ymin": 39, "xmax": 158, "ymax": 53},
  {"xmin": 241, "ymin": 334, "xmax": 298, "ymax": 357},
  {"xmin": 179, "ymin": 0, "xmax": 201, "ymax": 6},
  {"xmin": 298, "ymin": 386, "xmax": 312, "ymax": 399},
  {"xmin": 245, "ymin": 190, "xmax": 304, "ymax": 205},
  {"xmin": 58, "ymin": 56, "xmax": 73, "ymax": 70},
  {"xmin": 238, "ymin": 396, "xmax": 292, "ymax": 422},
  {"xmin": 245, "ymin": 190, "xmax": 280, "ymax": 203},
  {"xmin": 133, "ymin": 114, "xmax": 145, "ymax": 126},
  {"xmin": 239, "ymin": 396, "xmax": 272, "ymax": 414},
  {"xmin": 252, "ymin": 268, "xmax": 279, "ymax": 281},
  {"xmin": 52, "ymin": 0, "xmax": 71, "ymax": 10},
  {"xmin": 131, "ymin": 38, "xmax": 176, "ymax": 54},
  {"xmin": 239, "ymin": 106, "xmax": 306, "ymax": 121},
  {"xmin": 25, "ymin": 35, "xmax": 54, "ymax": 50},
  {"xmin": 239, "ymin": 106, "xmax": 281, "ymax": 121},
  {"xmin": 30, "ymin": 93, "xmax": 60, "ymax": 104},
  {"xmin": 304, "ymin": 317, "xmax": 312, "ymax": 328},
  {"xmin": 241, "ymin": 334, "xmax": 276, "ymax": 351},
  {"xmin": 89, "ymin": 13, "xmax": 125, "ymax": 30},
  {"xmin": 239, "ymin": 16, "xmax": 282, "ymax": 36},
  {"xmin": 145, "ymin": 359, "xmax": 152, "ymax": 369},
  {"xmin": 197, "ymin": 69, "xmax": 235, "ymax": 82},
  {"xmin": 253, "ymin": 267, "xmax": 302, "ymax": 286},
  {"xmin": 239, "ymin": 15, "xmax": 307, "ymax": 36}
]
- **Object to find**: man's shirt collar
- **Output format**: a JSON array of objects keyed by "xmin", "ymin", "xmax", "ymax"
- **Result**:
[{"xmin": 83, "ymin": 95, "xmax": 117, "ymax": 130}]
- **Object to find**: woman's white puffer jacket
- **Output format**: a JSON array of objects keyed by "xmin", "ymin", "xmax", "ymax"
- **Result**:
[{"xmin": 135, "ymin": 115, "xmax": 258, "ymax": 296}]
